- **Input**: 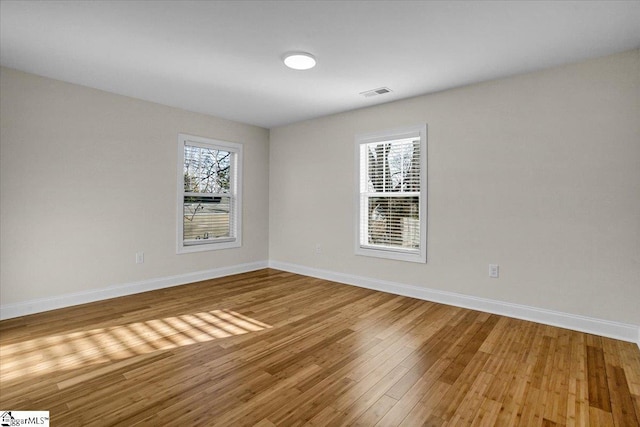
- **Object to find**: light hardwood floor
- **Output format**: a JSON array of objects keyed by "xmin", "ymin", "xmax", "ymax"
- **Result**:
[{"xmin": 1, "ymin": 269, "xmax": 639, "ymax": 426}]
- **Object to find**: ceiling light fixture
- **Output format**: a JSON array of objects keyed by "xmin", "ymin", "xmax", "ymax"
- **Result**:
[{"xmin": 283, "ymin": 52, "xmax": 316, "ymax": 70}]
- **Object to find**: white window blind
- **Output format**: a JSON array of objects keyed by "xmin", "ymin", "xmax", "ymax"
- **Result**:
[
  {"xmin": 356, "ymin": 125, "xmax": 427, "ymax": 263},
  {"xmin": 177, "ymin": 134, "xmax": 242, "ymax": 253}
]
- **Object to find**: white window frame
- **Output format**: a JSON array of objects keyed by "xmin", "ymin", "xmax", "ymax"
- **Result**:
[
  {"xmin": 177, "ymin": 133, "xmax": 242, "ymax": 254},
  {"xmin": 355, "ymin": 124, "xmax": 427, "ymax": 263}
]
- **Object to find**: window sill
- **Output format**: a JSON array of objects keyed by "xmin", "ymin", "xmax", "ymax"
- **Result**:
[
  {"xmin": 177, "ymin": 239, "xmax": 241, "ymax": 254},
  {"xmin": 355, "ymin": 246, "xmax": 426, "ymax": 263}
]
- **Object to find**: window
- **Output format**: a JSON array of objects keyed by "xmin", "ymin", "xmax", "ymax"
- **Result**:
[
  {"xmin": 355, "ymin": 125, "xmax": 427, "ymax": 263},
  {"xmin": 177, "ymin": 133, "xmax": 242, "ymax": 253}
]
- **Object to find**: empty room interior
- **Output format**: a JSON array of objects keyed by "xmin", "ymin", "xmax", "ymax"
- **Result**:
[{"xmin": 1, "ymin": 1, "xmax": 640, "ymax": 426}]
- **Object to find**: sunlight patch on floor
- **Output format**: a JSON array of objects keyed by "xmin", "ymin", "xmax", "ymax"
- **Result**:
[{"xmin": 0, "ymin": 309, "xmax": 271, "ymax": 382}]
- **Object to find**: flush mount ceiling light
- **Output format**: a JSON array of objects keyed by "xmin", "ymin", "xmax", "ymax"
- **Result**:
[{"xmin": 283, "ymin": 52, "xmax": 316, "ymax": 70}]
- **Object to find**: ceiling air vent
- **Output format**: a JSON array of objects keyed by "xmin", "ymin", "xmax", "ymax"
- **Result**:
[{"xmin": 360, "ymin": 87, "xmax": 392, "ymax": 98}]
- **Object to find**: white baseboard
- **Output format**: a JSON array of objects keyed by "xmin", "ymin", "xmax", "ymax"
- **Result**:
[
  {"xmin": 269, "ymin": 260, "xmax": 640, "ymax": 346},
  {"xmin": 2, "ymin": 259, "xmax": 638, "ymax": 349},
  {"xmin": 0, "ymin": 260, "xmax": 269, "ymax": 320}
]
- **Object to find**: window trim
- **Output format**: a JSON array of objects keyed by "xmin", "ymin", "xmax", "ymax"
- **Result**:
[
  {"xmin": 176, "ymin": 133, "xmax": 243, "ymax": 254},
  {"xmin": 354, "ymin": 124, "xmax": 427, "ymax": 263}
]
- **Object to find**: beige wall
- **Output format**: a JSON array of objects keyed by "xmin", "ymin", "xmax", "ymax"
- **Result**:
[
  {"xmin": 0, "ymin": 67, "xmax": 269, "ymax": 304},
  {"xmin": 2, "ymin": 50, "xmax": 639, "ymax": 326},
  {"xmin": 269, "ymin": 50, "xmax": 640, "ymax": 325}
]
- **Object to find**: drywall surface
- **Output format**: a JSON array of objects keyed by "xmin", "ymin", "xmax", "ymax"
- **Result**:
[
  {"xmin": 269, "ymin": 50, "xmax": 640, "ymax": 325},
  {"xmin": 0, "ymin": 67, "xmax": 269, "ymax": 305}
]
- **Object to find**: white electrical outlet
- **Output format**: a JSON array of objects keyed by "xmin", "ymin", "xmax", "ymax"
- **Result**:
[
  {"xmin": 136, "ymin": 251, "xmax": 144, "ymax": 264},
  {"xmin": 315, "ymin": 244, "xmax": 322, "ymax": 254},
  {"xmin": 489, "ymin": 264, "xmax": 499, "ymax": 278}
]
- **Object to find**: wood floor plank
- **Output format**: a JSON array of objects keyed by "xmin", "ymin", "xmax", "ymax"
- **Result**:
[
  {"xmin": 606, "ymin": 363, "xmax": 639, "ymax": 426},
  {"xmin": 351, "ymin": 394, "xmax": 398, "ymax": 426},
  {"xmin": 397, "ymin": 380, "xmax": 451, "ymax": 427},
  {"xmin": 1, "ymin": 268, "xmax": 639, "ymax": 426},
  {"xmin": 587, "ymin": 344, "xmax": 613, "ymax": 412},
  {"xmin": 324, "ymin": 364, "xmax": 408, "ymax": 425}
]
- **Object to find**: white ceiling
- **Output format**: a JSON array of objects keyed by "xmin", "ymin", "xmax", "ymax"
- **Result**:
[{"xmin": 1, "ymin": 1, "xmax": 639, "ymax": 128}]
